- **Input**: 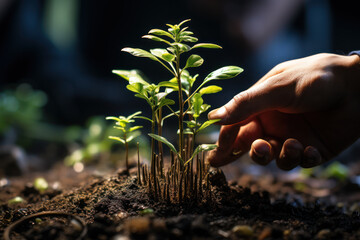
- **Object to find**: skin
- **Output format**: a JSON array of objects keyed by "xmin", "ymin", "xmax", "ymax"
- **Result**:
[{"xmin": 207, "ymin": 53, "xmax": 360, "ymax": 170}]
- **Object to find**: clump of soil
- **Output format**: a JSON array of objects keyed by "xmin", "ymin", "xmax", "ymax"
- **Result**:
[{"xmin": 1, "ymin": 164, "xmax": 360, "ymax": 240}]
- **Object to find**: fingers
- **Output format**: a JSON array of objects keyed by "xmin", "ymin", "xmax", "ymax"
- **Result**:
[
  {"xmin": 249, "ymin": 138, "xmax": 324, "ymax": 170},
  {"xmin": 208, "ymin": 74, "xmax": 293, "ymax": 125},
  {"xmin": 276, "ymin": 138, "xmax": 303, "ymax": 170},
  {"xmin": 207, "ymin": 124, "xmax": 241, "ymax": 167},
  {"xmin": 300, "ymin": 146, "xmax": 322, "ymax": 168}
]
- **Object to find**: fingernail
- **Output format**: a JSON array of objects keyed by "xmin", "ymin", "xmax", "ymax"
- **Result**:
[
  {"xmin": 208, "ymin": 107, "xmax": 226, "ymax": 120},
  {"xmin": 254, "ymin": 143, "xmax": 270, "ymax": 158}
]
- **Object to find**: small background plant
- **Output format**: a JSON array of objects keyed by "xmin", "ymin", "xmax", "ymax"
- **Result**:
[{"xmin": 108, "ymin": 19, "xmax": 243, "ymax": 203}]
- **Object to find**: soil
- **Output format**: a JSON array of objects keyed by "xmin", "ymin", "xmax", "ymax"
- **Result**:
[{"xmin": 2, "ymin": 159, "xmax": 360, "ymax": 240}]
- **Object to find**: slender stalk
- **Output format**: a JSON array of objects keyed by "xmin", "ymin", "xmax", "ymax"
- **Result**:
[
  {"xmin": 137, "ymin": 142, "xmax": 141, "ymax": 184},
  {"xmin": 124, "ymin": 133, "xmax": 129, "ymax": 174},
  {"xmin": 175, "ymin": 51, "xmax": 185, "ymax": 169}
]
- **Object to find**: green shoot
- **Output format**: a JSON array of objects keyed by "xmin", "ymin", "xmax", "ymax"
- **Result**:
[
  {"xmin": 110, "ymin": 19, "xmax": 244, "ymax": 202},
  {"xmin": 106, "ymin": 111, "xmax": 143, "ymax": 173}
]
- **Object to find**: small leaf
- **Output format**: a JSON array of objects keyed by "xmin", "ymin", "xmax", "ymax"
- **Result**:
[
  {"xmin": 8, "ymin": 196, "xmax": 24, "ymax": 204},
  {"xmin": 112, "ymin": 70, "xmax": 132, "ymax": 81},
  {"xmin": 180, "ymin": 31, "xmax": 194, "ymax": 36},
  {"xmin": 126, "ymin": 83, "xmax": 143, "ymax": 94},
  {"xmin": 157, "ymin": 98, "xmax": 175, "ymax": 109},
  {"xmin": 126, "ymin": 131, "xmax": 141, "ymax": 142},
  {"xmin": 148, "ymin": 133, "xmax": 178, "ymax": 155},
  {"xmin": 106, "ymin": 116, "xmax": 121, "ymax": 122},
  {"xmin": 178, "ymin": 19, "xmax": 191, "ymax": 27},
  {"xmin": 185, "ymin": 144, "xmax": 218, "ymax": 165},
  {"xmin": 185, "ymin": 120, "xmax": 197, "ymax": 128},
  {"xmin": 177, "ymin": 128, "xmax": 194, "ymax": 135},
  {"xmin": 109, "ymin": 136, "xmax": 125, "ymax": 144},
  {"xmin": 185, "ymin": 54, "xmax": 204, "ymax": 69},
  {"xmin": 129, "ymin": 125, "xmax": 143, "ymax": 132},
  {"xmin": 148, "ymin": 29, "xmax": 173, "ymax": 39},
  {"xmin": 197, "ymin": 119, "xmax": 221, "ymax": 133},
  {"xmin": 171, "ymin": 43, "xmax": 191, "ymax": 53},
  {"xmin": 199, "ymin": 85, "xmax": 222, "ymax": 95},
  {"xmin": 34, "ymin": 177, "xmax": 48, "ymax": 192},
  {"xmin": 192, "ymin": 93, "xmax": 203, "ymax": 119},
  {"xmin": 204, "ymin": 66, "xmax": 243, "ymax": 83},
  {"xmin": 192, "ymin": 43, "xmax": 222, "ymax": 49},
  {"xmin": 181, "ymin": 36, "xmax": 198, "ymax": 43},
  {"xmin": 200, "ymin": 104, "xmax": 211, "ymax": 114},
  {"xmin": 122, "ymin": 48, "xmax": 158, "ymax": 61},
  {"xmin": 158, "ymin": 81, "xmax": 179, "ymax": 90},
  {"xmin": 142, "ymin": 35, "xmax": 171, "ymax": 45},
  {"xmin": 150, "ymin": 49, "xmax": 175, "ymax": 62},
  {"xmin": 134, "ymin": 116, "xmax": 153, "ymax": 123},
  {"xmin": 127, "ymin": 111, "xmax": 142, "ymax": 120}
]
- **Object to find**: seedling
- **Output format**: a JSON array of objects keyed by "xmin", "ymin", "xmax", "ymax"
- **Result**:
[
  {"xmin": 107, "ymin": 111, "xmax": 143, "ymax": 173},
  {"xmin": 110, "ymin": 19, "xmax": 243, "ymax": 202}
]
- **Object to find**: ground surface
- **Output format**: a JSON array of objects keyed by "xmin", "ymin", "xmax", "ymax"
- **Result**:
[{"xmin": 2, "ymin": 159, "xmax": 360, "ymax": 240}]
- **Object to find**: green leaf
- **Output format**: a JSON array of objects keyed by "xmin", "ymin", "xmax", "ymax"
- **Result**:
[
  {"xmin": 185, "ymin": 120, "xmax": 197, "ymax": 128},
  {"xmin": 34, "ymin": 177, "xmax": 48, "ymax": 192},
  {"xmin": 148, "ymin": 29, "xmax": 173, "ymax": 39},
  {"xmin": 158, "ymin": 81, "xmax": 179, "ymax": 90},
  {"xmin": 180, "ymin": 31, "xmax": 194, "ymax": 36},
  {"xmin": 114, "ymin": 126, "xmax": 126, "ymax": 132},
  {"xmin": 109, "ymin": 136, "xmax": 125, "ymax": 144},
  {"xmin": 106, "ymin": 116, "xmax": 121, "ymax": 122},
  {"xmin": 200, "ymin": 104, "xmax": 211, "ymax": 114},
  {"xmin": 192, "ymin": 93, "xmax": 203, "ymax": 118},
  {"xmin": 178, "ymin": 19, "xmax": 191, "ymax": 27},
  {"xmin": 181, "ymin": 36, "xmax": 198, "ymax": 43},
  {"xmin": 171, "ymin": 43, "xmax": 191, "ymax": 53},
  {"xmin": 8, "ymin": 196, "xmax": 24, "ymax": 204},
  {"xmin": 199, "ymin": 85, "xmax": 222, "ymax": 95},
  {"xmin": 127, "ymin": 111, "xmax": 142, "ymax": 120},
  {"xmin": 157, "ymin": 98, "xmax": 175, "ymax": 109},
  {"xmin": 204, "ymin": 66, "xmax": 243, "ymax": 84},
  {"xmin": 185, "ymin": 54, "xmax": 204, "ymax": 69},
  {"xmin": 129, "ymin": 125, "xmax": 143, "ymax": 132},
  {"xmin": 126, "ymin": 130, "xmax": 141, "ymax": 142},
  {"xmin": 142, "ymin": 35, "xmax": 170, "ymax": 44},
  {"xmin": 112, "ymin": 70, "xmax": 132, "ymax": 81},
  {"xmin": 126, "ymin": 83, "xmax": 143, "ymax": 94},
  {"xmin": 148, "ymin": 133, "xmax": 178, "ymax": 155},
  {"xmin": 196, "ymin": 119, "xmax": 221, "ymax": 133},
  {"xmin": 192, "ymin": 43, "xmax": 222, "ymax": 49},
  {"xmin": 150, "ymin": 49, "xmax": 175, "ymax": 62},
  {"xmin": 177, "ymin": 128, "xmax": 194, "ymax": 135},
  {"xmin": 134, "ymin": 116, "xmax": 153, "ymax": 123},
  {"xmin": 122, "ymin": 48, "xmax": 158, "ymax": 61},
  {"xmin": 185, "ymin": 144, "xmax": 218, "ymax": 165}
]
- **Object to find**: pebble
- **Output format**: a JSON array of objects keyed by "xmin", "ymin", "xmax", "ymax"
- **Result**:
[
  {"xmin": 315, "ymin": 229, "xmax": 331, "ymax": 239},
  {"xmin": 125, "ymin": 217, "xmax": 150, "ymax": 235},
  {"xmin": 232, "ymin": 225, "xmax": 253, "ymax": 238}
]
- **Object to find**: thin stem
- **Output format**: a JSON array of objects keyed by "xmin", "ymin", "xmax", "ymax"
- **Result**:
[
  {"xmin": 156, "ymin": 59, "xmax": 176, "ymax": 76},
  {"xmin": 175, "ymin": 51, "xmax": 185, "ymax": 170}
]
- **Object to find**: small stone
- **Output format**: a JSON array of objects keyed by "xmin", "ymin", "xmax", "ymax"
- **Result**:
[
  {"xmin": 112, "ymin": 235, "xmax": 130, "ymax": 240},
  {"xmin": 315, "ymin": 229, "xmax": 331, "ymax": 239},
  {"xmin": 258, "ymin": 227, "xmax": 272, "ymax": 240},
  {"xmin": 126, "ymin": 217, "xmax": 150, "ymax": 235},
  {"xmin": 152, "ymin": 218, "xmax": 166, "ymax": 232},
  {"xmin": 232, "ymin": 225, "xmax": 253, "ymax": 238}
]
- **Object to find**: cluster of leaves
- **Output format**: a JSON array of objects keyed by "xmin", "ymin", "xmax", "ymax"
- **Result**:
[{"xmin": 109, "ymin": 19, "xmax": 243, "ymax": 171}]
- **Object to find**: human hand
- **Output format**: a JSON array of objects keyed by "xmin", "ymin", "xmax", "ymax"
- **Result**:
[{"xmin": 207, "ymin": 53, "xmax": 360, "ymax": 170}]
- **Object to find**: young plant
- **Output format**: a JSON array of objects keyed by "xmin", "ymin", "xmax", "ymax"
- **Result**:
[
  {"xmin": 106, "ymin": 111, "xmax": 143, "ymax": 173},
  {"xmin": 111, "ymin": 19, "xmax": 243, "ymax": 202}
]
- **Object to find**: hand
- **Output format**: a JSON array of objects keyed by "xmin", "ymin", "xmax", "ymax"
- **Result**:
[{"xmin": 207, "ymin": 53, "xmax": 360, "ymax": 170}]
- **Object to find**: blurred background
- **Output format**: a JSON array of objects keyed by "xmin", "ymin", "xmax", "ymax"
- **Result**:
[{"xmin": 1, "ymin": 0, "xmax": 360, "ymax": 175}]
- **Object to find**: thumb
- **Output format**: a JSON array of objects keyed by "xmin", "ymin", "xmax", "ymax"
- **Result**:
[{"xmin": 208, "ymin": 76, "xmax": 292, "ymax": 125}]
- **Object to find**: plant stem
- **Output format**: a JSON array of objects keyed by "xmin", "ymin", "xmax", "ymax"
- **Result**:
[{"xmin": 175, "ymin": 52, "xmax": 184, "ymax": 170}]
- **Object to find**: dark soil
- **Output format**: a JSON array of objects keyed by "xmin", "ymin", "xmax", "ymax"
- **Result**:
[{"xmin": 2, "ymin": 161, "xmax": 360, "ymax": 240}]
